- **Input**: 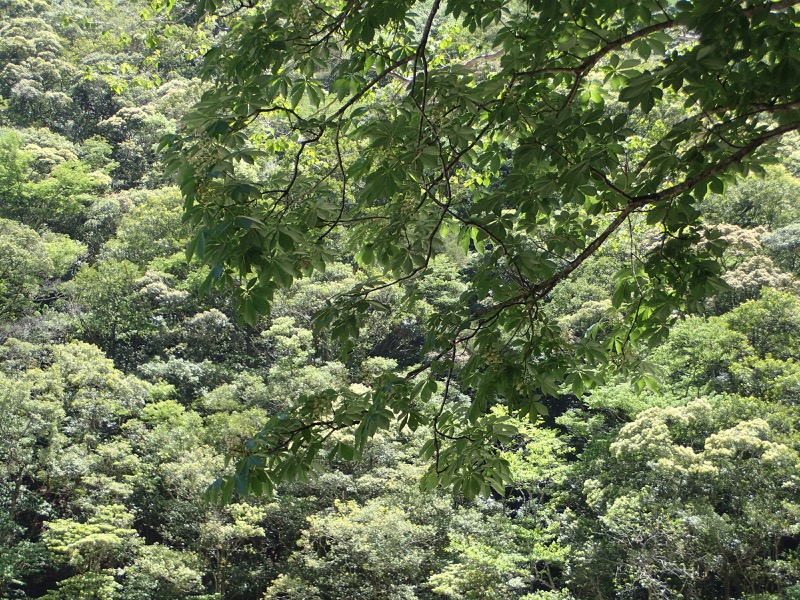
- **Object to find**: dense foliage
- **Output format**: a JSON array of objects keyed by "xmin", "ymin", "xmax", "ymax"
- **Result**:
[
  {"xmin": 166, "ymin": 0, "xmax": 800, "ymax": 497},
  {"xmin": 0, "ymin": 0, "xmax": 798, "ymax": 599}
]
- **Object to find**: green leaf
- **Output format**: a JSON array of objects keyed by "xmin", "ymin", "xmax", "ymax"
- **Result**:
[{"xmin": 289, "ymin": 81, "xmax": 305, "ymax": 108}]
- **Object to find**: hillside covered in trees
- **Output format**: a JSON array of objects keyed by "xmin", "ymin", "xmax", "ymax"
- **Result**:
[{"xmin": 0, "ymin": 0, "xmax": 799, "ymax": 599}]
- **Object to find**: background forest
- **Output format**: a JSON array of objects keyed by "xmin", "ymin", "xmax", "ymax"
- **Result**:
[{"xmin": 0, "ymin": 0, "xmax": 799, "ymax": 599}]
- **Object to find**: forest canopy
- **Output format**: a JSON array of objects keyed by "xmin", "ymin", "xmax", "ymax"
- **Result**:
[
  {"xmin": 165, "ymin": 0, "xmax": 800, "ymax": 499},
  {"xmin": 0, "ymin": 0, "xmax": 799, "ymax": 598}
]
